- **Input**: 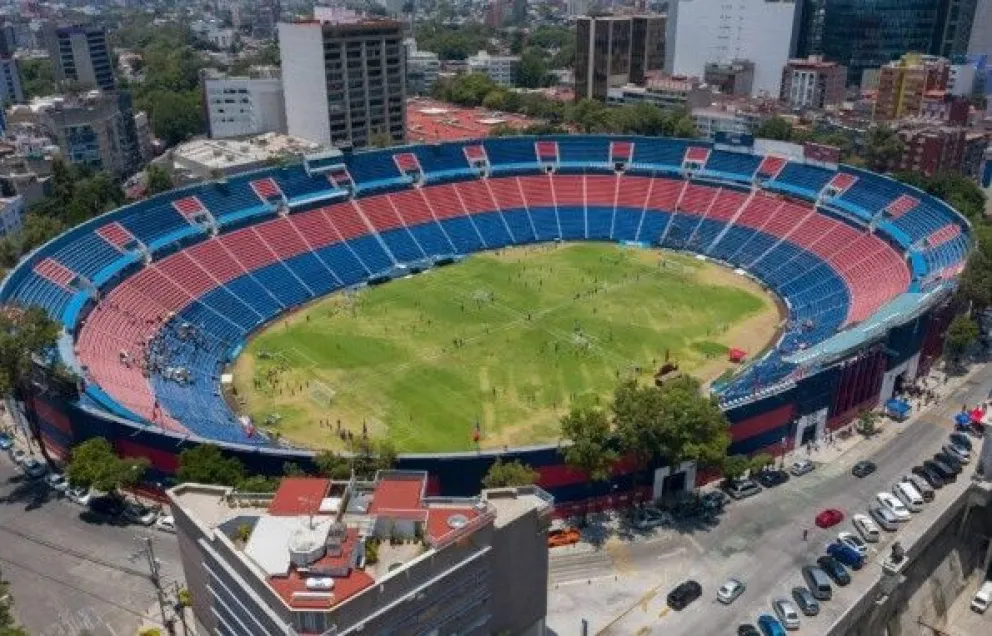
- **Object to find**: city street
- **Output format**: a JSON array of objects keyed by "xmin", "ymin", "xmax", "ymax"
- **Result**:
[
  {"xmin": 0, "ymin": 457, "xmax": 183, "ymax": 636},
  {"xmin": 548, "ymin": 364, "xmax": 992, "ymax": 635}
]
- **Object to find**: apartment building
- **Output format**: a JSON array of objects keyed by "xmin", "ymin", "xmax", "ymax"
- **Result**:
[
  {"xmin": 49, "ymin": 25, "xmax": 115, "ymax": 91},
  {"xmin": 780, "ymin": 56, "xmax": 846, "ymax": 109},
  {"xmin": 874, "ymin": 54, "xmax": 950, "ymax": 122},
  {"xmin": 467, "ymin": 50, "xmax": 520, "ymax": 86},
  {"xmin": 202, "ymin": 67, "xmax": 287, "ymax": 139},
  {"xmin": 168, "ymin": 472, "xmax": 552, "ymax": 635},
  {"xmin": 575, "ymin": 15, "xmax": 666, "ymax": 101}
]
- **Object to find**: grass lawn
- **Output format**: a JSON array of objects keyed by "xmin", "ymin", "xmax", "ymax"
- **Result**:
[{"xmin": 230, "ymin": 243, "xmax": 779, "ymax": 452}]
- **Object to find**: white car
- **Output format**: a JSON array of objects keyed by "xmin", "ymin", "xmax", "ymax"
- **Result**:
[
  {"xmin": 877, "ymin": 492, "xmax": 911, "ymax": 521},
  {"xmin": 851, "ymin": 513, "xmax": 881, "ymax": 543},
  {"xmin": 155, "ymin": 514, "xmax": 176, "ymax": 533},
  {"xmin": 789, "ymin": 459, "xmax": 815, "ymax": 476},
  {"xmin": 305, "ymin": 577, "xmax": 335, "ymax": 591},
  {"xmin": 67, "ymin": 486, "xmax": 93, "ymax": 506},
  {"xmin": 22, "ymin": 458, "xmax": 47, "ymax": 478},
  {"xmin": 9, "ymin": 448, "xmax": 27, "ymax": 464},
  {"xmin": 837, "ymin": 531, "xmax": 869, "ymax": 557},
  {"xmin": 125, "ymin": 504, "xmax": 159, "ymax": 526},
  {"xmin": 972, "ymin": 580, "xmax": 992, "ymax": 613},
  {"xmin": 772, "ymin": 597, "xmax": 801, "ymax": 630},
  {"xmin": 46, "ymin": 472, "xmax": 69, "ymax": 492},
  {"xmin": 716, "ymin": 577, "xmax": 746, "ymax": 604}
]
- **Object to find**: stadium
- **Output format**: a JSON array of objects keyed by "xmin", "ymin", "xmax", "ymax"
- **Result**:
[{"xmin": 0, "ymin": 134, "xmax": 972, "ymax": 509}]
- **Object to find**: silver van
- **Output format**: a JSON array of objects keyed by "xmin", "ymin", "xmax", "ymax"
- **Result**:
[{"xmin": 801, "ymin": 565, "xmax": 833, "ymax": 600}]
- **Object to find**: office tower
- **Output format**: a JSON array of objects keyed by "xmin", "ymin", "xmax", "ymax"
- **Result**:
[
  {"xmin": 666, "ymin": 0, "xmax": 801, "ymax": 98},
  {"xmin": 167, "ymin": 474, "xmax": 552, "ymax": 636},
  {"xmin": 279, "ymin": 15, "xmax": 405, "ymax": 148},
  {"xmin": 50, "ymin": 25, "xmax": 116, "ymax": 91},
  {"xmin": 0, "ymin": 57, "xmax": 23, "ymax": 104},
  {"xmin": 468, "ymin": 50, "xmax": 520, "ymax": 86},
  {"xmin": 780, "ymin": 56, "xmax": 846, "ymax": 109},
  {"xmin": 575, "ymin": 15, "xmax": 665, "ymax": 101},
  {"xmin": 812, "ymin": 0, "xmax": 978, "ymax": 86},
  {"xmin": 404, "ymin": 39, "xmax": 441, "ymax": 95},
  {"xmin": 874, "ymin": 54, "xmax": 950, "ymax": 122}
]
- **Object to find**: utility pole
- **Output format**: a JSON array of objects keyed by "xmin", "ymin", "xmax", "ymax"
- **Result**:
[
  {"xmin": 136, "ymin": 536, "xmax": 174, "ymax": 635},
  {"xmin": 173, "ymin": 581, "xmax": 190, "ymax": 636}
]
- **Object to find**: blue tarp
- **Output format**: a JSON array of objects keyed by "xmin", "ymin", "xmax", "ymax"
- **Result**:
[{"xmin": 885, "ymin": 399, "xmax": 911, "ymax": 419}]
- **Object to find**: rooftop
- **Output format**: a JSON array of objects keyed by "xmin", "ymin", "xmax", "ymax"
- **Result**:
[
  {"xmin": 172, "ymin": 133, "xmax": 323, "ymax": 171},
  {"xmin": 406, "ymin": 97, "xmax": 534, "ymax": 143}
]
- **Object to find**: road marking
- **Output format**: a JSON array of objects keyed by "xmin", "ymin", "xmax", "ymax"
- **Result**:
[{"xmin": 658, "ymin": 607, "xmax": 671, "ymax": 619}]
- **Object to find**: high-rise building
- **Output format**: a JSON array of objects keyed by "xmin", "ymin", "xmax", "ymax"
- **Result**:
[
  {"xmin": 468, "ymin": 50, "xmax": 520, "ymax": 86},
  {"xmin": 780, "ymin": 56, "xmax": 846, "ymax": 109},
  {"xmin": 167, "ymin": 474, "xmax": 552, "ymax": 636},
  {"xmin": 202, "ymin": 67, "xmax": 287, "ymax": 139},
  {"xmin": 704, "ymin": 60, "xmax": 756, "ymax": 97},
  {"xmin": 666, "ymin": 0, "xmax": 801, "ymax": 98},
  {"xmin": 806, "ymin": 0, "xmax": 979, "ymax": 86},
  {"xmin": 575, "ymin": 15, "xmax": 665, "ymax": 101},
  {"xmin": 0, "ymin": 57, "xmax": 24, "ymax": 104},
  {"xmin": 968, "ymin": 0, "xmax": 992, "ymax": 58},
  {"xmin": 50, "ymin": 25, "xmax": 116, "ymax": 92},
  {"xmin": 404, "ymin": 39, "xmax": 441, "ymax": 95},
  {"xmin": 874, "ymin": 54, "xmax": 950, "ymax": 122},
  {"xmin": 278, "ymin": 15, "xmax": 405, "ymax": 149}
]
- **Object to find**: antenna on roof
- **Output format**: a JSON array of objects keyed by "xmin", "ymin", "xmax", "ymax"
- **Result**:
[{"xmin": 298, "ymin": 495, "xmax": 315, "ymax": 529}]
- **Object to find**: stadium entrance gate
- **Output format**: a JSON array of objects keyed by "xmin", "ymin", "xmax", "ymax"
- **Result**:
[
  {"xmin": 879, "ymin": 353, "xmax": 920, "ymax": 404},
  {"xmin": 652, "ymin": 461, "xmax": 696, "ymax": 499},
  {"xmin": 795, "ymin": 408, "xmax": 827, "ymax": 447}
]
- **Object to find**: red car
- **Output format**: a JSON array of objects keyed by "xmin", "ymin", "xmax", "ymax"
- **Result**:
[{"xmin": 815, "ymin": 508, "xmax": 844, "ymax": 528}]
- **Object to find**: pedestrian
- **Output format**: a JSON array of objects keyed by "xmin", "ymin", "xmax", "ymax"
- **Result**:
[{"xmin": 802, "ymin": 528, "xmax": 808, "ymax": 541}]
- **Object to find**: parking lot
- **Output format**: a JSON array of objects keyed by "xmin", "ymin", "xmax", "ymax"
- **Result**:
[{"xmin": 0, "ymin": 453, "xmax": 183, "ymax": 636}]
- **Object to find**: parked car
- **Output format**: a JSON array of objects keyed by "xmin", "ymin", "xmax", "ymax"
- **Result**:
[
  {"xmin": 801, "ymin": 565, "xmax": 833, "ymax": 600},
  {"xmin": 21, "ymin": 458, "xmax": 46, "ymax": 479},
  {"xmin": 725, "ymin": 478, "xmax": 762, "ymax": 500},
  {"xmin": 789, "ymin": 459, "xmax": 815, "ymax": 477},
  {"xmin": 901, "ymin": 474, "xmax": 934, "ymax": 502},
  {"xmin": 701, "ymin": 490, "xmax": 728, "ymax": 511},
  {"xmin": 949, "ymin": 432, "xmax": 973, "ymax": 452},
  {"xmin": 9, "ymin": 448, "xmax": 27, "ymax": 464},
  {"xmin": 933, "ymin": 451, "xmax": 962, "ymax": 474},
  {"xmin": 0, "ymin": 432, "xmax": 13, "ymax": 450},
  {"xmin": 815, "ymin": 508, "xmax": 844, "ymax": 528},
  {"xmin": 913, "ymin": 464, "xmax": 945, "ymax": 489},
  {"xmin": 893, "ymin": 481, "xmax": 924, "ymax": 511},
  {"xmin": 791, "ymin": 586, "xmax": 820, "ymax": 616},
  {"xmin": 816, "ymin": 555, "xmax": 851, "ymax": 586},
  {"xmin": 924, "ymin": 459, "xmax": 956, "ymax": 482},
  {"xmin": 942, "ymin": 443, "xmax": 971, "ymax": 464},
  {"xmin": 633, "ymin": 508, "xmax": 672, "ymax": 530},
  {"xmin": 89, "ymin": 495, "xmax": 127, "ymax": 518},
  {"xmin": 155, "ymin": 514, "xmax": 175, "ymax": 533},
  {"xmin": 548, "ymin": 528, "xmax": 581, "ymax": 548},
  {"xmin": 125, "ymin": 504, "xmax": 159, "ymax": 526},
  {"xmin": 67, "ymin": 486, "xmax": 93, "ymax": 506},
  {"xmin": 737, "ymin": 625, "xmax": 761, "ymax": 636},
  {"xmin": 757, "ymin": 469, "xmax": 790, "ymax": 488},
  {"xmin": 852, "ymin": 460, "xmax": 877, "ymax": 478},
  {"xmin": 305, "ymin": 576, "xmax": 334, "ymax": 591},
  {"xmin": 869, "ymin": 505, "xmax": 900, "ymax": 532},
  {"xmin": 851, "ymin": 513, "xmax": 881, "ymax": 543},
  {"xmin": 46, "ymin": 472, "xmax": 69, "ymax": 493},
  {"xmin": 757, "ymin": 613, "xmax": 788, "ymax": 636},
  {"xmin": 717, "ymin": 577, "xmax": 746, "ymax": 604},
  {"xmin": 666, "ymin": 579, "xmax": 702, "ymax": 610},
  {"xmin": 827, "ymin": 541, "xmax": 865, "ymax": 570},
  {"xmin": 876, "ymin": 492, "xmax": 910, "ymax": 521},
  {"xmin": 837, "ymin": 531, "xmax": 869, "ymax": 557},
  {"xmin": 971, "ymin": 580, "xmax": 992, "ymax": 614},
  {"xmin": 772, "ymin": 598, "xmax": 801, "ymax": 630}
]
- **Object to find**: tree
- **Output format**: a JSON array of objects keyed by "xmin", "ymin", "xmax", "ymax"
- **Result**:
[
  {"xmin": 235, "ymin": 475, "xmax": 280, "ymax": 492},
  {"xmin": 0, "ymin": 306, "xmax": 61, "ymax": 399},
  {"xmin": 855, "ymin": 410, "xmax": 879, "ymax": 437},
  {"xmin": 349, "ymin": 438, "xmax": 397, "ymax": 479},
  {"xmin": 559, "ymin": 406, "xmax": 618, "ymax": 482},
  {"xmin": 0, "ymin": 570, "xmax": 28, "ymax": 636},
  {"xmin": 146, "ymin": 165, "xmax": 173, "ymax": 195},
  {"xmin": 749, "ymin": 453, "xmax": 774, "ymax": 473},
  {"xmin": 756, "ymin": 116, "xmax": 794, "ymax": 141},
  {"xmin": 945, "ymin": 314, "xmax": 979, "ymax": 363},
  {"xmin": 959, "ymin": 226, "xmax": 992, "ymax": 310},
  {"xmin": 314, "ymin": 450, "xmax": 352, "ymax": 479},
  {"xmin": 516, "ymin": 48, "xmax": 549, "ymax": 89},
  {"xmin": 176, "ymin": 444, "xmax": 245, "ymax": 486},
  {"xmin": 66, "ymin": 437, "xmax": 149, "ymax": 494},
  {"xmin": 721, "ymin": 454, "xmax": 752, "ymax": 481},
  {"xmin": 482, "ymin": 458, "xmax": 539, "ymax": 488},
  {"xmin": 862, "ymin": 126, "xmax": 905, "ymax": 172},
  {"xmin": 19, "ymin": 57, "xmax": 56, "ymax": 99},
  {"xmin": 147, "ymin": 90, "xmax": 205, "ymax": 146}
]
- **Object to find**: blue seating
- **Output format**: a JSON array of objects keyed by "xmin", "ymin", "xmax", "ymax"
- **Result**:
[
  {"xmin": 197, "ymin": 285, "xmax": 263, "ymax": 331},
  {"xmin": 559, "ymin": 138, "xmax": 611, "ymax": 166},
  {"xmin": 225, "ymin": 274, "xmax": 284, "ymax": 316},
  {"xmin": 253, "ymin": 261, "xmax": 312, "ymax": 307},
  {"xmin": 284, "ymin": 252, "xmax": 341, "ymax": 297},
  {"xmin": 612, "ymin": 208, "xmax": 642, "ymax": 242},
  {"xmin": 345, "ymin": 150, "xmax": 405, "ymax": 186},
  {"xmin": 471, "ymin": 212, "xmax": 513, "ymax": 248},
  {"xmin": 632, "ymin": 139, "xmax": 688, "ymax": 170},
  {"xmin": 413, "ymin": 144, "xmax": 471, "ymax": 176},
  {"xmin": 500, "ymin": 210, "xmax": 538, "ymax": 244},
  {"xmin": 407, "ymin": 221, "xmax": 455, "ymax": 257},
  {"xmin": 558, "ymin": 206, "xmax": 585, "ymax": 240},
  {"xmin": 704, "ymin": 151, "xmax": 761, "ymax": 180},
  {"xmin": 11, "ymin": 272, "xmax": 72, "ymax": 319},
  {"xmin": 118, "ymin": 201, "xmax": 190, "ymax": 246},
  {"xmin": 637, "ymin": 211, "xmax": 671, "ymax": 244},
  {"xmin": 196, "ymin": 181, "xmax": 268, "ymax": 220},
  {"xmin": 892, "ymin": 201, "xmax": 948, "ymax": 243},
  {"xmin": 528, "ymin": 207, "xmax": 561, "ymax": 241},
  {"xmin": 378, "ymin": 227, "xmax": 425, "ymax": 263},
  {"xmin": 314, "ymin": 242, "xmax": 370, "ymax": 286},
  {"xmin": 51, "ymin": 232, "xmax": 122, "ymax": 281},
  {"xmin": 659, "ymin": 214, "xmax": 699, "ymax": 250},
  {"xmin": 348, "ymin": 234, "xmax": 395, "ymax": 273},
  {"xmin": 923, "ymin": 234, "xmax": 969, "ymax": 273},
  {"xmin": 770, "ymin": 163, "xmax": 833, "ymax": 197},
  {"xmin": 483, "ymin": 138, "xmax": 540, "ymax": 172},
  {"xmin": 439, "ymin": 217, "xmax": 485, "ymax": 254},
  {"xmin": 587, "ymin": 207, "xmax": 614, "ymax": 240}
]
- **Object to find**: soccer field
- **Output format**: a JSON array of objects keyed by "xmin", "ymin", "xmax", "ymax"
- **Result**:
[{"xmin": 231, "ymin": 243, "xmax": 780, "ymax": 452}]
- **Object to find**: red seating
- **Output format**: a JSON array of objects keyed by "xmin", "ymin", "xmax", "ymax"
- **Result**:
[
  {"xmin": 96, "ymin": 222, "xmax": 135, "ymax": 250},
  {"xmin": 678, "ymin": 184, "xmax": 717, "ymax": 215},
  {"xmin": 356, "ymin": 195, "xmax": 406, "ymax": 231},
  {"xmin": 393, "ymin": 153, "xmax": 421, "ymax": 173},
  {"xmin": 610, "ymin": 141, "xmax": 633, "ymax": 161},
  {"xmin": 615, "ymin": 176, "xmax": 652, "ymax": 209},
  {"xmin": 706, "ymin": 191, "xmax": 750, "ymax": 222},
  {"xmin": 733, "ymin": 194, "xmax": 782, "ymax": 230},
  {"xmin": 585, "ymin": 175, "xmax": 617, "ymax": 207},
  {"xmin": 250, "ymin": 178, "xmax": 283, "ymax": 202},
  {"xmin": 173, "ymin": 196, "xmax": 206, "ymax": 219},
  {"xmin": 885, "ymin": 195, "xmax": 920, "ymax": 219},
  {"xmin": 186, "ymin": 238, "xmax": 247, "ymax": 284},
  {"xmin": 551, "ymin": 175, "xmax": 585, "ymax": 207},
  {"xmin": 156, "ymin": 252, "xmax": 216, "ymax": 299},
  {"xmin": 644, "ymin": 178, "xmax": 683, "ymax": 211},
  {"xmin": 217, "ymin": 227, "xmax": 278, "ymax": 271},
  {"xmin": 925, "ymin": 224, "xmax": 961, "ymax": 248},
  {"xmin": 757, "ymin": 156, "xmax": 786, "ymax": 179},
  {"xmin": 826, "ymin": 173, "xmax": 856, "ymax": 193},
  {"xmin": 518, "ymin": 175, "xmax": 555, "ymax": 208},
  {"xmin": 35, "ymin": 258, "xmax": 76, "ymax": 288},
  {"xmin": 290, "ymin": 209, "xmax": 340, "ymax": 249},
  {"xmin": 487, "ymin": 177, "xmax": 527, "ymax": 211},
  {"xmin": 323, "ymin": 202, "xmax": 370, "ymax": 240},
  {"xmin": 463, "ymin": 145, "xmax": 487, "ymax": 162},
  {"xmin": 421, "ymin": 185, "xmax": 466, "ymax": 220},
  {"xmin": 685, "ymin": 147, "xmax": 710, "ymax": 163},
  {"xmin": 390, "ymin": 190, "xmax": 436, "ymax": 226},
  {"xmin": 254, "ymin": 217, "xmax": 309, "ymax": 259},
  {"xmin": 535, "ymin": 141, "xmax": 558, "ymax": 161},
  {"xmin": 328, "ymin": 168, "xmax": 352, "ymax": 188},
  {"xmin": 454, "ymin": 180, "xmax": 498, "ymax": 214}
]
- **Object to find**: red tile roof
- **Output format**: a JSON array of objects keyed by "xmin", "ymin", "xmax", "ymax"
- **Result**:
[
  {"xmin": 406, "ymin": 98, "xmax": 534, "ymax": 143},
  {"xmin": 369, "ymin": 474, "xmax": 425, "ymax": 516},
  {"xmin": 267, "ymin": 478, "xmax": 331, "ymax": 516},
  {"xmin": 425, "ymin": 507, "xmax": 480, "ymax": 543},
  {"xmin": 266, "ymin": 527, "xmax": 374, "ymax": 609}
]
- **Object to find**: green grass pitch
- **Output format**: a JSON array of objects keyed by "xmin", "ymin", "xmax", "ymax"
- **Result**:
[{"xmin": 231, "ymin": 243, "xmax": 778, "ymax": 452}]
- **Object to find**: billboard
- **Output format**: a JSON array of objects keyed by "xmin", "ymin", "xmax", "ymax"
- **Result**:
[{"xmin": 803, "ymin": 142, "xmax": 841, "ymax": 165}]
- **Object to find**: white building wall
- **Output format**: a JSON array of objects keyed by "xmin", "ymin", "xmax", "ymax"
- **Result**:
[
  {"xmin": 667, "ymin": 0, "xmax": 800, "ymax": 98},
  {"xmin": 206, "ymin": 77, "xmax": 286, "ymax": 139},
  {"xmin": 0, "ymin": 196, "xmax": 25, "ymax": 239},
  {"xmin": 278, "ymin": 23, "xmax": 331, "ymax": 147}
]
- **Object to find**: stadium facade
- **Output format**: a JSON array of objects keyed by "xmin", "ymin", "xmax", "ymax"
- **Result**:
[{"xmin": 0, "ymin": 135, "xmax": 971, "ymax": 512}]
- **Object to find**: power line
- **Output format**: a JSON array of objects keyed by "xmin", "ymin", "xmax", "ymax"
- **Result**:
[{"xmin": 0, "ymin": 523, "xmax": 150, "ymax": 579}]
